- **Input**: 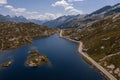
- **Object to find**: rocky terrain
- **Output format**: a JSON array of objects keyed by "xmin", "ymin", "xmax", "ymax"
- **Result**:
[
  {"xmin": 43, "ymin": 15, "xmax": 85, "ymax": 28},
  {"xmin": 0, "ymin": 22, "xmax": 55, "ymax": 51},
  {"xmin": 0, "ymin": 61, "xmax": 12, "ymax": 68},
  {"xmin": 63, "ymin": 13, "xmax": 120, "ymax": 79},
  {"xmin": 25, "ymin": 50, "xmax": 48, "ymax": 68}
]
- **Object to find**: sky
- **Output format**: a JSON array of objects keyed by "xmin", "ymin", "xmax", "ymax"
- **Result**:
[{"xmin": 0, "ymin": 0, "xmax": 120, "ymax": 20}]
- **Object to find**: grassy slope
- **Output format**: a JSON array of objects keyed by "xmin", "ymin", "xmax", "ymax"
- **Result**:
[
  {"xmin": 63, "ymin": 13, "xmax": 120, "ymax": 62},
  {"xmin": 63, "ymin": 14, "xmax": 120, "ymax": 79}
]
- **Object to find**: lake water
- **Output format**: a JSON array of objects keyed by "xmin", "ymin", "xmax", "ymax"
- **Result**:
[{"xmin": 0, "ymin": 34, "xmax": 105, "ymax": 80}]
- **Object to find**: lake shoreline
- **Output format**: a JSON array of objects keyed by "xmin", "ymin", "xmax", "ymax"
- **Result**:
[
  {"xmin": 0, "ymin": 34, "xmax": 55, "ymax": 52},
  {"xmin": 59, "ymin": 30, "xmax": 117, "ymax": 80},
  {"xmin": 0, "ymin": 34, "xmax": 106, "ymax": 80}
]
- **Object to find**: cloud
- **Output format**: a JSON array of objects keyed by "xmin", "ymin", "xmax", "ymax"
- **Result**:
[
  {"xmin": 52, "ymin": 0, "xmax": 69, "ymax": 7},
  {"xmin": 1, "ymin": 0, "xmax": 83, "ymax": 20},
  {"xmin": 5, "ymin": 5, "xmax": 26, "ymax": 13},
  {"xmin": 68, "ymin": 0, "xmax": 84, "ymax": 2},
  {"xmin": 65, "ymin": 6, "xmax": 82, "ymax": 14},
  {"xmin": 27, "ymin": 11, "xmax": 39, "ymax": 14},
  {"xmin": 3, "ymin": 4, "xmax": 62, "ymax": 20},
  {"xmin": 0, "ymin": 0, "xmax": 7, "ymax": 4},
  {"xmin": 52, "ymin": 0, "xmax": 83, "ymax": 15},
  {"xmin": 26, "ymin": 12, "xmax": 62, "ymax": 20}
]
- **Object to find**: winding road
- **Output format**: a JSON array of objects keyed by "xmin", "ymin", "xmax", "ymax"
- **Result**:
[{"xmin": 60, "ymin": 30, "xmax": 117, "ymax": 80}]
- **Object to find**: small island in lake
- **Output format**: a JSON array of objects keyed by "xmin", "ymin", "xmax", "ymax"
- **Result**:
[
  {"xmin": 25, "ymin": 50, "xmax": 48, "ymax": 68},
  {"xmin": 1, "ymin": 61, "xmax": 12, "ymax": 68}
]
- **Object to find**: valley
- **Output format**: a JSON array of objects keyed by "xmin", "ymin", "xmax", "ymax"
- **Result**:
[{"xmin": 0, "ymin": 1, "xmax": 120, "ymax": 80}]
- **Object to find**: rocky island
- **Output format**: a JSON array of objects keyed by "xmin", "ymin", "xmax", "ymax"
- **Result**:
[
  {"xmin": 25, "ymin": 50, "xmax": 48, "ymax": 68},
  {"xmin": 1, "ymin": 61, "xmax": 12, "ymax": 68}
]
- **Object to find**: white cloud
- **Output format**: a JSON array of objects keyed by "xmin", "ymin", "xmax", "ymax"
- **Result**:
[
  {"xmin": 68, "ymin": 0, "xmax": 84, "ymax": 2},
  {"xmin": 52, "ymin": 0, "xmax": 83, "ymax": 15},
  {"xmin": 5, "ymin": 5, "xmax": 26, "ymax": 13},
  {"xmin": 26, "ymin": 12, "xmax": 62, "ymax": 20},
  {"xmin": 52, "ymin": 0, "xmax": 69, "ymax": 7},
  {"xmin": 3, "ymin": 4, "xmax": 62, "ymax": 20},
  {"xmin": 0, "ymin": 0, "xmax": 7, "ymax": 4},
  {"xmin": 0, "ymin": 0, "xmax": 83, "ymax": 20},
  {"xmin": 65, "ymin": 6, "xmax": 82, "ymax": 14}
]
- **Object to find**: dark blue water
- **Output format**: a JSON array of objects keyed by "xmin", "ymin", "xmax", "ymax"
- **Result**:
[{"xmin": 0, "ymin": 34, "xmax": 105, "ymax": 80}]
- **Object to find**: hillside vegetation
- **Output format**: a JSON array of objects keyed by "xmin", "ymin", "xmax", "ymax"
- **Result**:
[
  {"xmin": 63, "ymin": 13, "xmax": 120, "ymax": 79},
  {"xmin": 0, "ymin": 22, "xmax": 55, "ymax": 50}
]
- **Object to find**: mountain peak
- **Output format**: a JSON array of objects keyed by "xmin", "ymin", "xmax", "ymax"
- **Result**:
[
  {"xmin": 113, "ymin": 3, "xmax": 120, "ymax": 7},
  {"xmin": 18, "ymin": 16, "xmax": 26, "ymax": 18},
  {"xmin": 86, "ymin": 5, "xmax": 112, "ymax": 17}
]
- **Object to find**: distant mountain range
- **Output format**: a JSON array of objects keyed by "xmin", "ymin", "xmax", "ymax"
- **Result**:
[
  {"xmin": 42, "ymin": 15, "xmax": 85, "ymax": 28},
  {"xmin": 87, "ymin": 3, "xmax": 120, "ymax": 17},
  {"xmin": 43, "ymin": 3, "xmax": 120, "ymax": 28},
  {"xmin": 0, "ymin": 3, "xmax": 120, "ymax": 28},
  {"xmin": 0, "ymin": 15, "xmax": 45, "ymax": 25}
]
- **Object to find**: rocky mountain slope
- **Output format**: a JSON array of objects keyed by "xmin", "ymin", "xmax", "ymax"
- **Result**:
[
  {"xmin": 63, "ymin": 13, "xmax": 120, "ymax": 79},
  {"xmin": 64, "ymin": 3, "xmax": 120, "ymax": 28},
  {"xmin": 43, "ymin": 15, "xmax": 85, "ymax": 28},
  {"xmin": 0, "ymin": 22, "xmax": 55, "ymax": 51},
  {"xmin": 86, "ymin": 6, "xmax": 112, "ymax": 17}
]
